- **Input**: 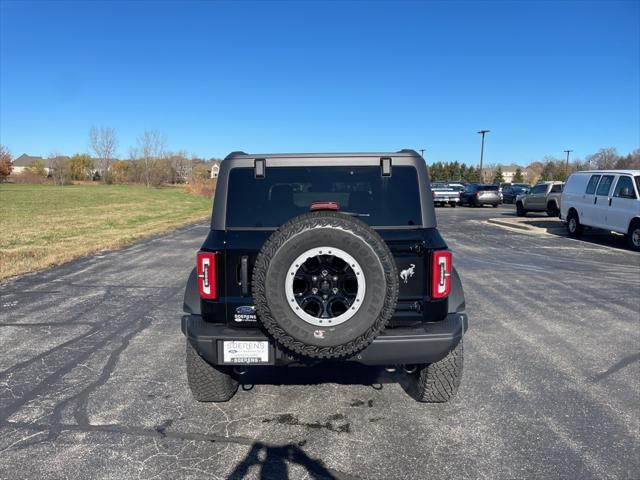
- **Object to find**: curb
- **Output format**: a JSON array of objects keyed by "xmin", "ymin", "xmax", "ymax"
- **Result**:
[
  {"xmin": 486, "ymin": 218, "xmax": 533, "ymax": 231},
  {"xmin": 486, "ymin": 217, "xmax": 567, "ymax": 235}
]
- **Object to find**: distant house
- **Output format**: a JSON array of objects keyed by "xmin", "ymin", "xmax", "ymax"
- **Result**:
[
  {"xmin": 502, "ymin": 170, "xmax": 516, "ymax": 183},
  {"xmin": 11, "ymin": 154, "xmax": 73, "ymax": 177},
  {"xmin": 210, "ymin": 162, "xmax": 220, "ymax": 179},
  {"xmin": 11, "ymin": 154, "xmax": 49, "ymax": 175}
]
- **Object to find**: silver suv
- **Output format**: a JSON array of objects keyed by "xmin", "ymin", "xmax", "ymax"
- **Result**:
[{"xmin": 516, "ymin": 181, "xmax": 564, "ymax": 217}]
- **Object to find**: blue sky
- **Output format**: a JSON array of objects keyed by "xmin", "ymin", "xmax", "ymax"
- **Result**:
[{"xmin": 0, "ymin": 1, "xmax": 638, "ymax": 165}]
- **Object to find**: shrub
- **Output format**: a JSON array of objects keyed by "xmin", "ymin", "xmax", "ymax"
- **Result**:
[
  {"xmin": 12, "ymin": 171, "xmax": 52, "ymax": 184},
  {"xmin": 186, "ymin": 178, "xmax": 217, "ymax": 197}
]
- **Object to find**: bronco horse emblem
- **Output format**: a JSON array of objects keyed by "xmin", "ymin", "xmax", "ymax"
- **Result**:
[{"xmin": 400, "ymin": 264, "xmax": 416, "ymax": 284}]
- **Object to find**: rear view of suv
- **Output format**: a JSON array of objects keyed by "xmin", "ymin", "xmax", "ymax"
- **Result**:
[
  {"xmin": 561, "ymin": 170, "xmax": 640, "ymax": 251},
  {"xmin": 181, "ymin": 151, "xmax": 468, "ymax": 402}
]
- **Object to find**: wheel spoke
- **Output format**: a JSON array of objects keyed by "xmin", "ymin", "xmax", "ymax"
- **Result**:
[{"xmin": 288, "ymin": 250, "xmax": 361, "ymax": 321}]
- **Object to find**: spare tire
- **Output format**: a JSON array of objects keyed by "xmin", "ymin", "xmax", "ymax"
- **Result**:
[{"xmin": 252, "ymin": 211, "xmax": 398, "ymax": 359}]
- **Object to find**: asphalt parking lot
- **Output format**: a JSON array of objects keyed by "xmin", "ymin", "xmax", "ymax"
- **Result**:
[{"xmin": 1, "ymin": 205, "xmax": 638, "ymax": 480}]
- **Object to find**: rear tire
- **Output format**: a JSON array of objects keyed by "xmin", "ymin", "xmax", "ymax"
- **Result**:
[
  {"xmin": 546, "ymin": 202, "xmax": 559, "ymax": 217},
  {"xmin": 627, "ymin": 220, "xmax": 640, "ymax": 252},
  {"xmin": 404, "ymin": 340, "xmax": 463, "ymax": 403},
  {"xmin": 492, "ymin": 204, "xmax": 498, "ymax": 208},
  {"xmin": 186, "ymin": 341, "xmax": 239, "ymax": 402},
  {"xmin": 516, "ymin": 202, "xmax": 526, "ymax": 217},
  {"xmin": 567, "ymin": 210, "xmax": 583, "ymax": 238},
  {"xmin": 449, "ymin": 202, "xmax": 457, "ymax": 208}
]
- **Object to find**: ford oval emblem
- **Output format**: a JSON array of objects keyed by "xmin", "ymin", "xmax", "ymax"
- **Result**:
[{"xmin": 236, "ymin": 305, "xmax": 256, "ymax": 315}]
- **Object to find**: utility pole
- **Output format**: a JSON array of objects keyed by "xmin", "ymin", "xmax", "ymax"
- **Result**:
[
  {"xmin": 564, "ymin": 149, "xmax": 573, "ymax": 176},
  {"xmin": 478, "ymin": 130, "xmax": 490, "ymax": 182},
  {"xmin": 419, "ymin": 149, "xmax": 425, "ymax": 160}
]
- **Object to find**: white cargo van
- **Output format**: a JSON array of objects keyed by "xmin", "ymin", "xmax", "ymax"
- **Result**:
[{"xmin": 560, "ymin": 170, "xmax": 640, "ymax": 251}]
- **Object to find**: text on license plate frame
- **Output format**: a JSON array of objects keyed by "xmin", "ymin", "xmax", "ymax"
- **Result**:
[{"xmin": 222, "ymin": 340, "xmax": 270, "ymax": 364}]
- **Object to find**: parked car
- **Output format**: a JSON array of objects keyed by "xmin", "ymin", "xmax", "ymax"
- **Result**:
[
  {"xmin": 560, "ymin": 170, "xmax": 640, "ymax": 251},
  {"xmin": 447, "ymin": 183, "xmax": 466, "ymax": 193},
  {"xmin": 515, "ymin": 181, "xmax": 563, "ymax": 217},
  {"xmin": 502, "ymin": 184, "xmax": 530, "ymax": 204},
  {"xmin": 182, "ymin": 150, "xmax": 468, "ymax": 402},
  {"xmin": 460, "ymin": 184, "xmax": 501, "ymax": 207},
  {"xmin": 498, "ymin": 182, "xmax": 511, "ymax": 201},
  {"xmin": 432, "ymin": 187, "xmax": 459, "ymax": 207}
]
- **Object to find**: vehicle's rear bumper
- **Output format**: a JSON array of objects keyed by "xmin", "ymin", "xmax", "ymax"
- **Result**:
[
  {"xmin": 476, "ymin": 198, "xmax": 500, "ymax": 205},
  {"xmin": 181, "ymin": 312, "xmax": 468, "ymax": 366}
]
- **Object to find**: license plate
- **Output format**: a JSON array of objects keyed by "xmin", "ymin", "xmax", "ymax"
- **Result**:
[{"xmin": 222, "ymin": 340, "xmax": 269, "ymax": 364}]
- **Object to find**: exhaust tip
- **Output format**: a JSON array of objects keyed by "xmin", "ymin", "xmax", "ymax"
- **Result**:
[
  {"xmin": 384, "ymin": 366, "xmax": 396, "ymax": 373},
  {"xmin": 233, "ymin": 366, "xmax": 249, "ymax": 375}
]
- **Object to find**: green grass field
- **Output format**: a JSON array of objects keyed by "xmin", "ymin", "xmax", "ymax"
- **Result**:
[{"xmin": 0, "ymin": 184, "xmax": 212, "ymax": 280}]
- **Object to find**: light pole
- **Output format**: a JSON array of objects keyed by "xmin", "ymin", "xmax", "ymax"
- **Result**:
[
  {"xmin": 419, "ymin": 149, "xmax": 425, "ymax": 160},
  {"xmin": 564, "ymin": 149, "xmax": 573, "ymax": 176},
  {"xmin": 478, "ymin": 130, "xmax": 490, "ymax": 182}
]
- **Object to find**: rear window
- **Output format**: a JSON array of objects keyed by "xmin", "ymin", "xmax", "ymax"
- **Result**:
[
  {"xmin": 550, "ymin": 184, "xmax": 563, "ymax": 193},
  {"xmin": 479, "ymin": 185, "xmax": 499, "ymax": 191},
  {"xmin": 226, "ymin": 166, "xmax": 422, "ymax": 228}
]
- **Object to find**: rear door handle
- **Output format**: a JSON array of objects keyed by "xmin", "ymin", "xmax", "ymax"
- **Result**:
[
  {"xmin": 608, "ymin": 197, "xmax": 612, "ymax": 206},
  {"xmin": 594, "ymin": 197, "xmax": 598, "ymax": 204},
  {"xmin": 240, "ymin": 256, "xmax": 249, "ymax": 296}
]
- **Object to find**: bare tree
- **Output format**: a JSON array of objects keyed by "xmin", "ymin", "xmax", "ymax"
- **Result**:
[
  {"xmin": 49, "ymin": 153, "xmax": 71, "ymax": 186},
  {"xmin": 169, "ymin": 150, "xmax": 189, "ymax": 184},
  {"xmin": 136, "ymin": 130, "xmax": 167, "ymax": 187},
  {"xmin": 585, "ymin": 148, "xmax": 619, "ymax": 170},
  {"xmin": 89, "ymin": 126, "xmax": 118, "ymax": 181}
]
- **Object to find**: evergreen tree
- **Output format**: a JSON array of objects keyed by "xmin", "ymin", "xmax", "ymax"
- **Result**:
[
  {"xmin": 513, "ymin": 167, "xmax": 524, "ymax": 183},
  {"xmin": 449, "ymin": 161, "xmax": 461, "ymax": 181},
  {"xmin": 492, "ymin": 166, "xmax": 505, "ymax": 184},
  {"xmin": 465, "ymin": 166, "xmax": 480, "ymax": 183}
]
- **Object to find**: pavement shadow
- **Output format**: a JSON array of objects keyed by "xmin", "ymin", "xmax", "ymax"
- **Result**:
[
  {"xmin": 240, "ymin": 363, "xmax": 396, "ymax": 387},
  {"xmin": 495, "ymin": 211, "xmax": 634, "ymax": 252},
  {"xmin": 227, "ymin": 441, "xmax": 337, "ymax": 480}
]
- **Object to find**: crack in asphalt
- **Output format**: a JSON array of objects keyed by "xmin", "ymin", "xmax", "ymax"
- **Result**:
[
  {"xmin": 50, "ymin": 316, "xmax": 154, "ymax": 437},
  {"xmin": 592, "ymin": 352, "xmax": 640, "ymax": 382},
  {"xmin": 0, "ymin": 420, "xmax": 359, "ymax": 480},
  {"xmin": 0, "ymin": 322, "xmax": 97, "ymax": 327},
  {"xmin": 0, "ymin": 286, "xmax": 182, "ymax": 421}
]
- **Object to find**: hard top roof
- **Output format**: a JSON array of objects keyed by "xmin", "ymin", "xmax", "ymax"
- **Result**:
[{"xmin": 223, "ymin": 149, "xmax": 420, "ymax": 161}]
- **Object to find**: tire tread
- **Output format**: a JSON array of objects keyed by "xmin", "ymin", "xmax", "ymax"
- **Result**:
[
  {"xmin": 186, "ymin": 341, "xmax": 239, "ymax": 402},
  {"xmin": 407, "ymin": 340, "xmax": 463, "ymax": 403}
]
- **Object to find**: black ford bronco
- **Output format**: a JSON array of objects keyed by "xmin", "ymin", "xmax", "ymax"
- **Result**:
[{"xmin": 182, "ymin": 150, "xmax": 468, "ymax": 402}]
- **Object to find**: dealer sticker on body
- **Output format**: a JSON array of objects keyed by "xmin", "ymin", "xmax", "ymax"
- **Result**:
[{"xmin": 222, "ymin": 340, "xmax": 270, "ymax": 364}]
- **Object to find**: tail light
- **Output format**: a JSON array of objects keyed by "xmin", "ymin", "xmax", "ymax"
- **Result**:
[
  {"xmin": 475, "ymin": 191, "xmax": 481, "ymax": 197},
  {"xmin": 197, "ymin": 252, "xmax": 218, "ymax": 299},
  {"xmin": 431, "ymin": 250, "xmax": 452, "ymax": 299},
  {"xmin": 310, "ymin": 201, "xmax": 340, "ymax": 211}
]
